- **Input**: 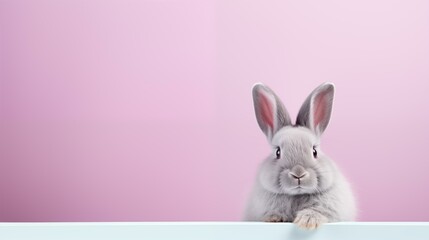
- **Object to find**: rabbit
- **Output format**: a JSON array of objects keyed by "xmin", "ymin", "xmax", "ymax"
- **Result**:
[{"xmin": 243, "ymin": 82, "xmax": 356, "ymax": 229}]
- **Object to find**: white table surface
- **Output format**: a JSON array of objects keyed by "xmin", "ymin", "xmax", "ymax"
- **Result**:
[{"xmin": 0, "ymin": 222, "xmax": 428, "ymax": 240}]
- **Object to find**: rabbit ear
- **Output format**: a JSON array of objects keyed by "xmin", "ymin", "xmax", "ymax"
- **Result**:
[
  {"xmin": 296, "ymin": 83, "xmax": 335, "ymax": 136},
  {"xmin": 252, "ymin": 83, "xmax": 292, "ymax": 140}
]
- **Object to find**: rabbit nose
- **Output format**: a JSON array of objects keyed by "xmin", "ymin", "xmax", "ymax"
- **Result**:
[
  {"xmin": 289, "ymin": 165, "xmax": 308, "ymax": 179},
  {"xmin": 289, "ymin": 172, "xmax": 307, "ymax": 179}
]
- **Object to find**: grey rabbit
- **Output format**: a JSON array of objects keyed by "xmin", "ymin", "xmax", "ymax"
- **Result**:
[{"xmin": 244, "ymin": 82, "xmax": 357, "ymax": 229}]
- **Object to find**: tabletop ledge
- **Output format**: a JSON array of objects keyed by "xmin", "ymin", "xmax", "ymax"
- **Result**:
[{"xmin": 1, "ymin": 222, "xmax": 428, "ymax": 240}]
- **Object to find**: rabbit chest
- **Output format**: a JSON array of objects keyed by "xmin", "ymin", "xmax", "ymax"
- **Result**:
[{"xmin": 264, "ymin": 192, "xmax": 315, "ymax": 221}]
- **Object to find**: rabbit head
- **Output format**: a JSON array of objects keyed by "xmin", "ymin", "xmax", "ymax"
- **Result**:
[{"xmin": 252, "ymin": 83, "xmax": 336, "ymax": 196}]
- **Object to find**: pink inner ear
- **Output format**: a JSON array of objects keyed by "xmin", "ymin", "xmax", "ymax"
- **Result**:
[
  {"xmin": 259, "ymin": 91, "xmax": 274, "ymax": 130},
  {"xmin": 313, "ymin": 91, "xmax": 328, "ymax": 128}
]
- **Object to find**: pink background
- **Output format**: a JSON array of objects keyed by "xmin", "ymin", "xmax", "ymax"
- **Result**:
[{"xmin": 1, "ymin": 0, "xmax": 429, "ymax": 221}]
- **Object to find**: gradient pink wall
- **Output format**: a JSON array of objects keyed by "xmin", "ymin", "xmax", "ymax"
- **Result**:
[{"xmin": 1, "ymin": 0, "xmax": 429, "ymax": 221}]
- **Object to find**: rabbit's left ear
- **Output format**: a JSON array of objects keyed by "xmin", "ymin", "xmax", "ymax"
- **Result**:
[{"xmin": 296, "ymin": 83, "xmax": 335, "ymax": 136}]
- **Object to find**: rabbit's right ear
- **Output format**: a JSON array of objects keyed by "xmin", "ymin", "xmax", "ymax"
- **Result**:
[{"xmin": 252, "ymin": 83, "xmax": 292, "ymax": 140}]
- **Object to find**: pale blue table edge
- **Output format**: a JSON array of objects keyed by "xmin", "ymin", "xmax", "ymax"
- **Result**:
[{"xmin": 0, "ymin": 222, "xmax": 428, "ymax": 240}]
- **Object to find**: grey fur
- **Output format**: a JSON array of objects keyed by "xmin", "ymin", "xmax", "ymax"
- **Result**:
[{"xmin": 245, "ymin": 83, "xmax": 356, "ymax": 229}]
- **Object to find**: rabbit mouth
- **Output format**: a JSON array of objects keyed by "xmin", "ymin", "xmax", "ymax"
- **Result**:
[
  {"xmin": 285, "ymin": 185, "xmax": 312, "ymax": 195},
  {"xmin": 291, "ymin": 186, "xmax": 303, "ymax": 191},
  {"xmin": 279, "ymin": 176, "xmax": 305, "ymax": 193}
]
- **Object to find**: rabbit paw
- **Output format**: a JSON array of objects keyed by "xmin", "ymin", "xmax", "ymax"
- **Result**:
[
  {"xmin": 263, "ymin": 214, "xmax": 286, "ymax": 222},
  {"xmin": 293, "ymin": 209, "xmax": 328, "ymax": 230}
]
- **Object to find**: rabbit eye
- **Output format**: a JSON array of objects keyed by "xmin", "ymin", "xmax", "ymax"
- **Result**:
[
  {"xmin": 275, "ymin": 147, "xmax": 281, "ymax": 159},
  {"xmin": 312, "ymin": 146, "xmax": 318, "ymax": 158}
]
